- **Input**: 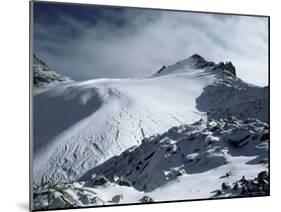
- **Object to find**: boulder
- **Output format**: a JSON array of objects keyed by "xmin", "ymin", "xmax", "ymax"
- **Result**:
[
  {"xmin": 117, "ymin": 177, "xmax": 133, "ymax": 187},
  {"xmin": 260, "ymin": 133, "xmax": 269, "ymax": 141},
  {"xmin": 90, "ymin": 175, "xmax": 109, "ymax": 186},
  {"xmin": 78, "ymin": 193, "xmax": 92, "ymax": 205},
  {"xmin": 257, "ymin": 171, "xmax": 268, "ymax": 184},
  {"xmin": 222, "ymin": 182, "xmax": 231, "ymax": 190},
  {"xmin": 111, "ymin": 194, "xmax": 123, "ymax": 203},
  {"xmin": 140, "ymin": 196, "xmax": 154, "ymax": 203},
  {"xmin": 175, "ymin": 169, "xmax": 186, "ymax": 177},
  {"xmin": 49, "ymin": 195, "xmax": 66, "ymax": 209},
  {"xmin": 91, "ymin": 196, "xmax": 105, "ymax": 205}
]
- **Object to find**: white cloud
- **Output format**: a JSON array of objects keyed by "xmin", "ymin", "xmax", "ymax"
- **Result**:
[{"xmin": 34, "ymin": 9, "xmax": 268, "ymax": 86}]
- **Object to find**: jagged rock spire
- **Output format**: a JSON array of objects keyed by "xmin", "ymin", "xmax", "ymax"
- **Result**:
[{"xmin": 224, "ymin": 61, "xmax": 236, "ymax": 77}]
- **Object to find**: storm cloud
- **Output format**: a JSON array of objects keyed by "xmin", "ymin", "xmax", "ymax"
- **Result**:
[{"xmin": 33, "ymin": 2, "xmax": 268, "ymax": 86}]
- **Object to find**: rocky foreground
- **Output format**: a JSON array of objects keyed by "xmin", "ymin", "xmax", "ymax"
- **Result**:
[
  {"xmin": 33, "ymin": 117, "xmax": 269, "ymax": 210},
  {"xmin": 33, "ymin": 171, "xmax": 268, "ymax": 210}
]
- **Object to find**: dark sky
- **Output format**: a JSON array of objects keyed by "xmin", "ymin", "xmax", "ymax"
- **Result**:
[
  {"xmin": 33, "ymin": 2, "xmax": 149, "ymax": 37},
  {"xmin": 33, "ymin": 1, "xmax": 268, "ymax": 86}
]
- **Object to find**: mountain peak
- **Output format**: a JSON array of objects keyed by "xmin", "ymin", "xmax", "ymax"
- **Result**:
[
  {"xmin": 153, "ymin": 54, "xmax": 237, "ymax": 79},
  {"xmin": 153, "ymin": 54, "xmax": 213, "ymax": 77},
  {"xmin": 189, "ymin": 53, "xmax": 205, "ymax": 61},
  {"xmin": 185, "ymin": 54, "xmax": 208, "ymax": 67}
]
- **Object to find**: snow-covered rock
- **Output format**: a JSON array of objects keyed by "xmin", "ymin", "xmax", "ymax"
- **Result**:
[
  {"xmin": 81, "ymin": 117, "xmax": 268, "ymax": 192},
  {"xmin": 214, "ymin": 171, "xmax": 269, "ymax": 198},
  {"xmin": 33, "ymin": 54, "xmax": 72, "ymax": 88}
]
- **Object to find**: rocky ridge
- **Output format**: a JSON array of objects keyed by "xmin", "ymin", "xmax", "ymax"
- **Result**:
[{"xmin": 33, "ymin": 54, "xmax": 72, "ymax": 87}]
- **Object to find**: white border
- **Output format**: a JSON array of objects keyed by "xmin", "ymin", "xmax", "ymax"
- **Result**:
[{"xmin": 0, "ymin": 1, "xmax": 280, "ymax": 212}]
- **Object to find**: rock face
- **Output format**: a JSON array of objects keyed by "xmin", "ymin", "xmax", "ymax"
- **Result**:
[
  {"xmin": 224, "ymin": 61, "xmax": 236, "ymax": 77},
  {"xmin": 33, "ymin": 54, "xmax": 72, "ymax": 87}
]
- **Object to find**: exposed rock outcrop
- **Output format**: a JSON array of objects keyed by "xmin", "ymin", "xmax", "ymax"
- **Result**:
[{"xmin": 33, "ymin": 54, "xmax": 72, "ymax": 87}]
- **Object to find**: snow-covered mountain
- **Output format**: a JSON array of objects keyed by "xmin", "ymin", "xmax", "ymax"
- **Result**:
[
  {"xmin": 32, "ymin": 54, "xmax": 268, "ymax": 210},
  {"xmin": 33, "ymin": 54, "xmax": 72, "ymax": 87}
]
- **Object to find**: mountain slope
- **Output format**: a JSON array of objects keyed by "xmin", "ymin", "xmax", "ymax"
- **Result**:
[
  {"xmin": 81, "ymin": 117, "xmax": 268, "ymax": 192},
  {"xmin": 33, "ymin": 117, "xmax": 269, "ymax": 210},
  {"xmin": 33, "ymin": 54, "xmax": 268, "ymax": 185}
]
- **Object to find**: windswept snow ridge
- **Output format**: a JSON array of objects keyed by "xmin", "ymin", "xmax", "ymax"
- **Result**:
[{"xmin": 32, "ymin": 54, "xmax": 269, "ymax": 209}]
